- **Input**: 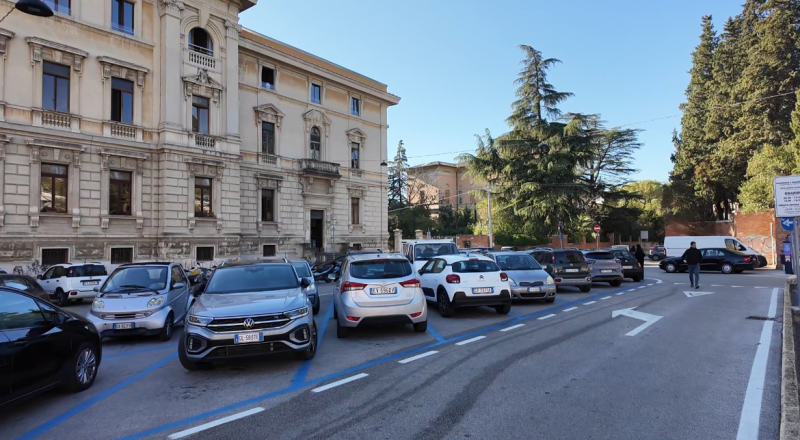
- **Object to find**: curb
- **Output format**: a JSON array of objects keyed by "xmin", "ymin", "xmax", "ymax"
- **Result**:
[{"xmin": 781, "ymin": 276, "xmax": 800, "ymax": 440}]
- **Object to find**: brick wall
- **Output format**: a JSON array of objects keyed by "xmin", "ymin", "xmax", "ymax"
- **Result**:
[{"xmin": 454, "ymin": 234, "xmax": 490, "ymax": 248}]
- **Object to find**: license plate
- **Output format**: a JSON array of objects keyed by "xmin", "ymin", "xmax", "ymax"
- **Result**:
[
  {"xmin": 113, "ymin": 323, "xmax": 134, "ymax": 330},
  {"xmin": 527, "ymin": 287, "xmax": 541, "ymax": 293},
  {"xmin": 83, "ymin": 280, "xmax": 99, "ymax": 285},
  {"xmin": 565, "ymin": 269, "xmax": 579, "ymax": 273},
  {"xmin": 601, "ymin": 269, "xmax": 613, "ymax": 274},
  {"xmin": 472, "ymin": 287, "xmax": 494, "ymax": 294},
  {"xmin": 370, "ymin": 287, "xmax": 397, "ymax": 295},
  {"xmin": 623, "ymin": 266, "xmax": 633, "ymax": 269},
  {"xmin": 234, "ymin": 333, "xmax": 263, "ymax": 344}
]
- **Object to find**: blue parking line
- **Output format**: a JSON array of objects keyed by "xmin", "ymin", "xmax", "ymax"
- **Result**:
[
  {"xmin": 291, "ymin": 300, "xmax": 334, "ymax": 385},
  {"xmin": 104, "ymin": 344, "xmax": 177, "ymax": 360},
  {"xmin": 426, "ymin": 323, "xmax": 445, "ymax": 342},
  {"xmin": 508, "ymin": 312, "xmax": 522, "ymax": 319},
  {"xmin": 17, "ymin": 353, "xmax": 177, "ymax": 440}
]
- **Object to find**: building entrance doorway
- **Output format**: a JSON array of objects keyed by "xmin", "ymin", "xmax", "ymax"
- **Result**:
[{"xmin": 310, "ymin": 210, "xmax": 324, "ymax": 251}]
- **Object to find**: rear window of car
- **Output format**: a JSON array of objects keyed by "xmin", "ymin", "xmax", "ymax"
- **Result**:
[
  {"xmin": 554, "ymin": 251, "xmax": 585, "ymax": 264},
  {"xmin": 349, "ymin": 259, "xmax": 412, "ymax": 279},
  {"xmin": 291, "ymin": 262, "xmax": 312, "ymax": 278},
  {"xmin": 206, "ymin": 265, "xmax": 299, "ymax": 294},
  {"xmin": 495, "ymin": 254, "xmax": 541, "ymax": 271},
  {"xmin": 451, "ymin": 260, "xmax": 500, "ymax": 273},
  {"xmin": 585, "ymin": 252, "xmax": 615, "ymax": 260},
  {"xmin": 68, "ymin": 265, "xmax": 107, "ymax": 277}
]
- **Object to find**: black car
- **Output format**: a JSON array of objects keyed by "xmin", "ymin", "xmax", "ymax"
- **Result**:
[
  {"xmin": 0, "ymin": 274, "xmax": 49, "ymax": 302},
  {"xmin": 659, "ymin": 248, "xmax": 755, "ymax": 274},
  {"xmin": 607, "ymin": 249, "xmax": 644, "ymax": 282},
  {"xmin": 649, "ymin": 246, "xmax": 666, "ymax": 261},
  {"xmin": 0, "ymin": 287, "xmax": 102, "ymax": 406}
]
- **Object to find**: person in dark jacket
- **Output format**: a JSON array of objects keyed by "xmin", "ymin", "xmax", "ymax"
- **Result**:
[
  {"xmin": 681, "ymin": 241, "xmax": 703, "ymax": 288},
  {"xmin": 634, "ymin": 244, "xmax": 646, "ymax": 275}
]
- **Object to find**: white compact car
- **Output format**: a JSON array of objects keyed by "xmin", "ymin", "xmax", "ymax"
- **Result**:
[
  {"xmin": 418, "ymin": 254, "xmax": 512, "ymax": 317},
  {"xmin": 37, "ymin": 263, "xmax": 109, "ymax": 306}
]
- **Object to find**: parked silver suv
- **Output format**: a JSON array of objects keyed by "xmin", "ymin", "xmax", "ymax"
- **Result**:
[
  {"xmin": 335, "ymin": 252, "xmax": 427, "ymax": 338},
  {"xmin": 179, "ymin": 261, "xmax": 317, "ymax": 370}
]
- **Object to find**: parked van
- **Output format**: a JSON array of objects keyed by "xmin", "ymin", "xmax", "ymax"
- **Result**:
[
  {"xmin": 402, "ymin": 239, "xmax": 460, "ymax": 272},
  {"xmin": 663, "ymin": 236, "xmax": 768, "ymax": 267}
]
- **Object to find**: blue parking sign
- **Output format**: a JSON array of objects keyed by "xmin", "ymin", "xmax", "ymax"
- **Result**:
[{"xmin": 781, "ymin": 217, "xmax": 794, "ymax": 232}]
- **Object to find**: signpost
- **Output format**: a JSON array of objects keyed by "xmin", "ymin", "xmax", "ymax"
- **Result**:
[
  {"xmin": 774, "ymin": 176, "xmax": 800, "ymax": 274},
  {"xmin": 594, "ymin": 224, "xmax": 601, "ymax": 249}
]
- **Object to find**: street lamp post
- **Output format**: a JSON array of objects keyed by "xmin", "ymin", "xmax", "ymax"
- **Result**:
[
  {"xmin": 0, "ymin": 0, "xmax": 53, "ymax": 24},
  {"xmin": 380, "ymin": 159, "xmax": 387, "ymax": 250}
]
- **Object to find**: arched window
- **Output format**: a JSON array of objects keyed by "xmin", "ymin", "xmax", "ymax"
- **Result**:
[
  {"xmin": 188, "ymin": 28, "xmax": 213, "ymax": 56},
  {"xmin": 310, "ymin": 127, "xmax": 321, "ymax": 160}
]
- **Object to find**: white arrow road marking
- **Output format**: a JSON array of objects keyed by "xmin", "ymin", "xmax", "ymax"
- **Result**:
[
  {"xmin": 612, "ymin": 307, "xmax": 663, "ymax": 336},
  {"xmin": 683, "ymin": 291, "xmax": 714, "ymax": 298}
]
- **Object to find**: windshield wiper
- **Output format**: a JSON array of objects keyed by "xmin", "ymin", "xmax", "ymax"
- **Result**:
[{"xmin": 100, "ymin": 285, "xmax": 160, "ymax": 297}]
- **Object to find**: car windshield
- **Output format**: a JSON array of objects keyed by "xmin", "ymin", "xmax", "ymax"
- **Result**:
[
  {"xmin": 205, "ymin": 265, "xmax": 299, "ymax": 294},
  {"xmin": 495, "ymin": 254, "xmax": 541, "ymax": 271},
  {"xmin": 69, "ymin": 265, "xmax": 107, "ymax": 277},
  {"xmin": 451, "ymin": 260, "xmax": 500, "ymax": 273},
  {"xmin": 414, "ymin": 243, "xmax": 459, "ymax": 260},
  {"xmin": 102, "ymin": 267, "xmax": 167, "ymax": 293},
  {"xmin": 350, "ymin": 259, "xmax": 413, "ymax": 279},
  {"xmin": 585, "ymin": 252, "xmax": 615, "ymax": 260},
  {"xmin": 554, "ymin": 251, "xmax": 585, "ymax": 264},
  {"xmin": 291, "ymin": 262, "xmax": 312, "ymax": 278}
]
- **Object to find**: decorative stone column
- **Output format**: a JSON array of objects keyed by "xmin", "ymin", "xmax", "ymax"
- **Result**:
[
  {"xmin": 394, "ymin": 229, "xmax": 402, "ymax": 252},
  {"xmin": 415, "ymin": 229, "xmax": 423, "ymax": 240},
  {"xmin": 0, "ymin": 135, "xmax": 7, "ymax": 226},
  {"xmin": 158, "ymin": 0, "xmax": 185, "ymax": 130},
  {"xmin": 224, "ymin": 20, "xmax": 242, "ymax": 140},
  {"xmin": 0, "ymin": 28, "xmax": 14, "ymax": 122}
]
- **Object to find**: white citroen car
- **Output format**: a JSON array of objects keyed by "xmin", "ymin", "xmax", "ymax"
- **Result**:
[{"xmin": 418, "ymin": 254, "xmax": 512, "ymax": 317}]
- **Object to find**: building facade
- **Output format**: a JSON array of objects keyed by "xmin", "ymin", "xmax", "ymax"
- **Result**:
[
  {"xmin": 407, "ymin": 161, "xmax": 481, "ymax": 214},
  {"xmin": 0, "ymin": 0, "xmax": 399, "ymax": 272}
]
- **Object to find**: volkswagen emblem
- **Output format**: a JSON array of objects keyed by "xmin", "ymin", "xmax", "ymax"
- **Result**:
[{"xmin": 243, "ymin": 318, "xmax": 255, "ymax": 329}]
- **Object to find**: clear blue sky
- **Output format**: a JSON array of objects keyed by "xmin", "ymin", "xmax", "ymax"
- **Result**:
[{"xmin": 240, "ymin": 0, "xmax": 743, "ymax": 183}]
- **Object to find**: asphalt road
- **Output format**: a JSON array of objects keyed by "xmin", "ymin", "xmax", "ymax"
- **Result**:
[{"xmin": 1, "ymin": 265, "xmax": 788, "ymax": 440}]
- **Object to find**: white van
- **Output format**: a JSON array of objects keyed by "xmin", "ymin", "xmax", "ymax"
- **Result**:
[
  {"xmin": 402, "ymin": 239, "xmax": 461, "ymax": 272},
  {"xmin": 663, "ymin": 236, "xmax": 767, "ymax": 267}
]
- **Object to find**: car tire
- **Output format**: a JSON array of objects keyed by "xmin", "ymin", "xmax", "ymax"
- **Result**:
[
  {"xmin": 665, "ymin": 263, "xmax": 676, "ymax": 273},
  {"xmin": 56, "ymin": 289, "xmax": 68, "ymax": 307},
  {"xmin": 494, "ymin": 303, "xmax": 511, "ymax": 315},
  {"xmin": 336, "ymin": 318, "xmax": 349, "ymax": 338},
  {"xmin": 312, "ymin": 298, "xmax": 320, "ymax": 315},
  {"xmin": 653, "ymin": 255, "xmax": 661, "ymax": 262},
  {"xmin": 721, "ymin": 263, "xmax": 734, "ymax": 274},
  {"xmin": 296, "ymin": 322, "xmax": 318, "ymax": 360},
  {"xmin": 178, "ymin": 333, "xmax": 210, "ymax": 371},
  {"xmin": 413, "ymin": 320, "xmax": 428, "ymax": 332},
  {"xmin": 63, "ymin": 342, "xmax": 99, "ymax": 392},
  {"xmin": 437, "ymin": 289, "xmax": 455, "ymax": 318},
  {"xmin": 544, "ymin": 297, "xmax": 555, "ymax": 303},
  {"xmin": 579, "ymin": 285, "xmax": 591, "ymax": 293},
  {"xmin": 158, "ymin": 312, "xmax": 174, "ymax": 342},
  {"xmin": 609, "ymin": 279, "xmax": 622, "ymax": 287}
]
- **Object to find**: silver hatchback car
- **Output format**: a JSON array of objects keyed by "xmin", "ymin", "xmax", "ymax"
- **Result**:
[
  {"xmin": 485, "ymin": 252, "xmax": 557, "ymax": 302},
  {"xmin": 334, "ymin": 252, "xmax": 427, "ymax": 338}
]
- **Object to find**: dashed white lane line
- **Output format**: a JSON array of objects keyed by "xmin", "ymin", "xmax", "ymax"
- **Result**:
[
  {"xmin": 756, "ymin": 286, "xmax": 767, "ymax": 289},
  {"xmin": 712, "ymin": 285, "xmax": 723, "ymax": 287},
  {"xmin": 538, "ymin": 314, "xmax": 556, "ymax": 320},
  {"xmin": 584, "ymin": 301, "xmax": 597, "ymax": 305},
  {"xmin": 600, "ymin": 296, "xmax": 611, "ymax": 300},
  {"xmin": 456, "ymin": 336, "xmax": 486, "ymax": 346},
  {"xmin": 628, "ymin": 289, "xmax": 636, "ymax": 292},
  {"xmin": 638, "ymin": 286, "xmax": 646, "ymax": 289},
  {"xmin": 563, "ymin": 307, "xmax": 579, "ymax": 312},
  {"xmin": 616, "ymin": 292, "xmax": 625, "ymax": 296},
  {"xmin": 398, "ymin": 351, "xmax": 438, "ymax": 364},
  {"xmin": 674, "ymin": 283, "xmax": 686, "ymax": 285},
  {"xmin": 647, "ymin": 284, "xmax": 654, "ymax": 286},
  {"xmin": 168, "ymin": 407, "xmax": 265, "ymax": 439},
  {"xmin": 500, "ymin": 324, "xmax": 525, "ymax": 332},
  {"xmin": 732, "ymin": 285, "xmax": 743, "ymax": 288},
  {"xmin": 312, "ymin": 373, "xmax": 369, "ymax": 393}
]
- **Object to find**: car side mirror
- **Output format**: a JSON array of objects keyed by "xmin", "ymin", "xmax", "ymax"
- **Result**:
[
  {"xmin": 300, "ymin": 277, "xmax": 311, "ymax": 288},
  {"xmin": 327, "ymin": 273, "xmax": 337, "ymax": 282},
  {"xmin": 172, "ymin": 282, "xmax": 186, "ymax": 290},
  {"xmin": 418, "ymin": 269, "xmax": 424, "ymax": 276},
  {"xmin": 36, "ymin": 275, "xmax": 43, "ymax": 280}
]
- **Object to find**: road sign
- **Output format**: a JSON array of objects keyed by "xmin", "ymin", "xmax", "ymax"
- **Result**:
[
  {"xmin": 593, "ymin": 224, "xmax": 601, "ymax": 233},
  {"xmin": 641, "ymin": 230, "xmax": 649, "ymax": 240},
  {"xmin": 612, "ymin": 307, "xmax": 662, "ymax": 336},
  {"xmin": 774, "ymin": 175, "xmax": 800, "ymax": 217},
  {"xmin": 781, "ymin": 217, "xmax": 794, "ymax": 232}
]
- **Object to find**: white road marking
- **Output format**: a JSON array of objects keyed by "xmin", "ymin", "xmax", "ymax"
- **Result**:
[
  {"xmin": 616, "ymin": 292, "xmax": 625, "ymax": 296},
  {"xmin": 638, "ymin": 286, "xmax": 646, "ymax": 289},
  {"xmin": 311, "ymin": 373, "xmax": 369, "ymax": 393},
  {"xmin": 168, "ymin": 407, "xmax": 265, "ymax": 439},
  {"xmin": 612, "ymin": 308, "xmax": 663, "ymax": 337},
  {"xmin": 456, "ymin": 336, "xmax": 486, "ymax": 346},
  {"xmin": 674, "ymin": 283, "xmax": 686, "ymax": 285},
  {"xmin": 500, "ymin": 324, "xmax": 525, "ymax": 332},
  {"xmin": 755, "ymin": 287, "xmax": 767, "ymax": 289},
  {"xmin": 628, "ymin": 289, "xmax": 636, "ymax": 292},
  {"xmin": 600, "ymin": 296, "xmax": 611, "ymax": 300},
  {"xmin": 736, "ymin": 288, "xmax": 779, "ymax": 439},
  {"xmin": 732, "ymin": 285, "xmax": 743, "ymax": 288},
  {"xmin": 562, "ymin": 307, "xmax": 578, "ymax": 312},
  {"xmin": 647, "ymin": 284, "xmax": 654, "ymax": 286},
  {"xmin": 398, "ymin": 351, "xmax": 438, "ymax": 364},
  {"xmin": 584, "ymin": 301, "xmax": 597, "ymax": 305},
  {"xmin": 711, "ymin": 285, "xmax": 723, "ymax": 287},
  {"xmin": 538, "ymin": 314, "xmax": 556, "ymax": 320}
]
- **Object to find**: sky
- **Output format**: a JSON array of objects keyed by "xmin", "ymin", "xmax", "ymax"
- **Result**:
[{"xmin": 239, "ymin": 0, "xmax": 744, "ymax": 183}]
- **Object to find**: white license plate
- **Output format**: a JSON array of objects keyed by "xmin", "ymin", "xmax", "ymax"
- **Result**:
[
  {"xmin": 113, "ymin": 323, "xmax": 134, "ymax": 330},
  {"xmin": 234, "ymin": 333, "xmax": 263, "ymax": 344},
  {"xmin": 623, "ymin": 266, "xmax": 633, "ymax": 269},
  {"xmin": 370, "ymin": 287, "xmax": 397, "ymax": 295},
  {"xmin": 565, "ymin": 269, "xmax": 579, "ymax": 273},
  {"xmin": 527, "ymin": 287, "xmax": 541, "ymax": 293},
  {"xmin": 83, "ymin": 280, "xmax": 99, "ymax": 285},
  {"xmin": 472, "ymin": 287, "xmax": 494, "ymax": 294},
  {"xmin": 601, "ymin": 269, "xmax": 613, "ymax": 274}
]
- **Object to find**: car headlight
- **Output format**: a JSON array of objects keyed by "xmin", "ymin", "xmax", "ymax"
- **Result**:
[
  {"xmin": 188, "ymin": 315, "xmax": 213, "ymax": 326},
  {"xmin": 305, "ymin": 284, "xmax": 315, "ymax": 292},
  {"xmin": 546, "ymin": 276, "xmax": 555, "ymax": 285},
  {"xmin": 507, "ymin": 278, "xmax": 517, "ymax": 286},
  {"xmin": 147, "ymin": 297, "xmax": 165, "ymax": 308},
  {"xmin": 284, "ymin": 307, "xmax": 309, "ymax": 319},
  {"xmin": 92, "ymin": 299, "xmax": 105, "ymax": 309}
]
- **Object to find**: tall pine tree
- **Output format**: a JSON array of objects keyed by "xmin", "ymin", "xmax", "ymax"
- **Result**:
[{"xmin": 387, "ymin": 140, "xmax": 408, "ymax": 205}]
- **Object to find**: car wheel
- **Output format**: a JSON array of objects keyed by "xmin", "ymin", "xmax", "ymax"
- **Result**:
[
  {"xmin": 312, "ymin": 298, "xmax": 320, "ymax": 315},
  {"xmin": 579, "ymin": 285, "xmax": 591, "ymax": 293},
  {"xmin": 494, "ymin": 303, "xmax": 511, "ymax": 315},
  {"xmin": 544, "ymin": 297, "xmax": 555, "ymax": 303},
  {"xmin": 609, "ymin": 279, "xmax": 622, "ymax": 287},
  {"xmin": 296, "ymin": 322, "xmax": 318, "ymax": 360},
  {"xmin": 336, "ymin": 317, "xmax": 350, "ymax": 338},
  {"xmin": 665, "ymin": 263, "xmax": 676, "ymax": 273},
  {"xmin": 437, "ymin": 289, "xmax": 454, "ymax": 318},
  {"xmin": 63, "ymin": 342, "xmax": 98, "ymax": 392},
  {"xmin": 653, "ymin": 255, "xmax": 661, "ymax": 262},
  {"xmin": 158, "ymin": 313, "xmax": 174, "ymax": 341},
  {"xmin": 413, "ymin": 320, "xmax": 428, "ymax": 332},
  {"xmin": 56, "ymin": 289, "xmax": 68, "ymax": 307},
  {"xmin": 721, "ymin": 263, "xmax": 734, "ymax": 274}
]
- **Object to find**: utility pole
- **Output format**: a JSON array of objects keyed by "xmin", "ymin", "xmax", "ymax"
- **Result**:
[{"xmin": 486, "ymin": 187, "xmax": 493, "ymax": 248}]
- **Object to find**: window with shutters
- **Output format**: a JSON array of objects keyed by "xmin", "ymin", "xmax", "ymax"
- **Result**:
[{"xmin": 196, "ymin": 246, "xmax": 214, "ymax": 261}]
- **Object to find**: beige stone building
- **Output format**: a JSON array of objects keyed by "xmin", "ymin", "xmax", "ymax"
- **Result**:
[
  {"xmin": 407, "ymin": 161, "xmax": 481, "ymax": 214},
  {"xmin": 0, "ymin": 0, "xmax": 399, "ymax": 272}
]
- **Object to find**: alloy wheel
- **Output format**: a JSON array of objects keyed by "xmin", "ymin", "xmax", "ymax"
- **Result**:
[
  {"xmin": 438, "ymin": 294, "xmax": 447, "ymax": 315},
  {"xmin": 76, "ymin": 348, "xmax": 97, "ymax": 385}
]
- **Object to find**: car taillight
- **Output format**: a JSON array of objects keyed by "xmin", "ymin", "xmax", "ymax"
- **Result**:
[
  {"xmin": 400, "ymin": 279, "xmax": 420, "ymax": 288},
  {"xmin": 446, "ymin": 274, "xmax": 460, "ymax": 284},
  {"xmin": 340, "ymin": 281, "xmax": 367, "ymax": 293},
  {"xmin": 743, "ymin": 256, "xmax": 751, "ymax": 262},
  {"xmin": 500, "ymin": 272, "xmax": 508, "ymax": 282}
]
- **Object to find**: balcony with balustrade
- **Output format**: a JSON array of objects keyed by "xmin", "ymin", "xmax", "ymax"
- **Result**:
[
  {"xmin": 259, "ymin": 154, "xmax": 278, "ymax": 166},
  {"xmin": 191, "ymin": 133, "xmax": 217, "ymax": 150},
  {"xmin": 299, "ymin": 159, "xmax": 341, "ymax": 179},
  {"xmin": 103, "ymin": 121, "xmax": 143, "ymax": 141},
  {"xmin": 33, "ymin": 109, "xmax": 80, "ymax": 132},
  {"xmin": 186, "ymin": 45, "xmax": 217, "ymax": 71}
]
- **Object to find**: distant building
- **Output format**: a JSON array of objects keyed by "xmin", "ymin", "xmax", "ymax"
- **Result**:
[{"xmin": 407, "ymin": 161, "xmax": 481, "ymax": 214}]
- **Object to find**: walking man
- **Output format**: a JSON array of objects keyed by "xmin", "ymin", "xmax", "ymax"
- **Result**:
[
  {"xmin": 634, "ymin": 244, "xmax": 646, "ymax": 280},
  {"xmin": 682, "ymin": 241, "xmax": 703, "ymax": 289}
]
